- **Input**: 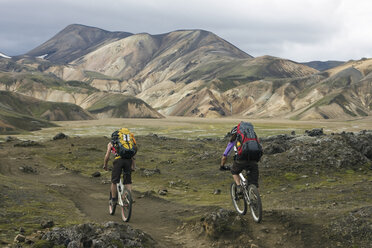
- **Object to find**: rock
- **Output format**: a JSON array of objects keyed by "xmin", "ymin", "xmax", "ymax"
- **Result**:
[
  {"xmin": 48, "ymin": 183, "xmax": 66, "ymax": 188},
  {"xmin": 14, "ymin": 234, "xmax": 26, "ymax": 243},
  {"xmin": 328, "ymin": 206, "xmax": 372, "ymax": 248},
  {"xmin": 41, "ymin": 220, "xmax": 54, "ymax": 229},
  {"xmin": 14, "ymin": 140, "xmax": 42, "ymax": 147},
  {"xmin": 41, "ymin": 222, "xmax": 156, "ymax": 247},
  {"xmin": 264, "ymin": 142, "xmax": 288, "ymax": 155},
  {"xmin": 58, "ymin": 164, "xmax": 68, "ymax": 170},
  {"xmin": 19, "ymin": 166, "xmax": 37, "ymax": 174},
  {"xmin": 139, "ymin": 168, "xmax": 161, "ymax": 177},
  {"xmin": 158, "ymin": 189, "xmax": 168, "ymax": 195},
  {"xmin": 198, "ymin": 209, "xmax": 247, "ymax": 239},
  {"xmin": 5, "ymin": 136, "xmax": 18, "ymax": 142},
  {"xmin": 91, "ymin": 171, "xmax": 101, "ymax": 177},
  {"xmin": 305, "ymin": 128, "xmax": 324, "ymax": 137},
  {"xmin": 213, "ymin": 189, "xmax": 221, "ymax": 195},
  {"xmin": 53, "ymin": 133, "xmax": 68, "ymax": 140}
]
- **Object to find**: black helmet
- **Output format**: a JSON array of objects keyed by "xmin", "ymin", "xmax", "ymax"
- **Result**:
[{"xmin": 230, "ymin": 126, "xmax": 238, "ymax": 135}]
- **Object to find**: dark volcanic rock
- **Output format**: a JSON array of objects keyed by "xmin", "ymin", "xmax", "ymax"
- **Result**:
[
  {"xmin": 139, "ymin": 168, "xmax": 161, "ymax": 177},
  {"xmin": 92, "ymin": 171, "xmax": 101, "ymax": 177},
  {"xmin": 328, "ymin": 206, "xmax": 372, "ymax": 248},
  {"xmin": 305, "ymin": 128, "xmax": 324, "ymax": 137},
  {"xmin": 199, "ymin": 209, "xmax": 247, "ymax": 239},
  {"xmin": 19, "ymin": 165, "xmax": 37, "ymax": 174},
  {"xmin": 41, "ymin": 222, "xmax": 155, "ymax": 248},
  {"xmin": 14, "ymin": 140, "xmax": 42, "ymax": 147},
  {"xmin": 261, "ymin": 131, "xmax": 371, "ymax": 170},
  {"xmin": 41, "ymin": 220, "xmax": 55, "ymax": 229},
  {"xmin": 53, "ymin": 133, "xmax": 68, "ymax": 140}
]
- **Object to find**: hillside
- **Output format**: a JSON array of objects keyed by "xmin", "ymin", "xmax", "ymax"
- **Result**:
[
  {"xmin": 0, "ymin": 90, "xmax": 94, "ymax": 120},
  {"xmin": 0, "ymin": 71, "xmax": 164, "ymax": 119},
  {"xmin": 0, "ymin": 90, "xmax": 95, "ymax": 134}
]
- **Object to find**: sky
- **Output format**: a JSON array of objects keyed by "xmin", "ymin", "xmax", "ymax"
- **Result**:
[{"xmin": 0, "ymin": 0, "xmax": 371, "ymax": 62}]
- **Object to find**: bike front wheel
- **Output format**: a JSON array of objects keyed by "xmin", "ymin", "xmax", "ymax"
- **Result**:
[
  {"xmin": 120, "ymin": 189, "xmax": 132, "ymax": 222},
  {"xmin": 230, "ymin": 183, "xmax": 247, "ymax": 215},
  {"xmin": 248, "ymin": 184, "xmax": 262, "ymax": 223}
]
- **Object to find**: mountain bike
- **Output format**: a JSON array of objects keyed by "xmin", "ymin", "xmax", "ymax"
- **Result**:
[
  {"xmin": 109, "ymin": 179, "xmax": 132, "ymax": 222},
  {"xmin": 222, "ymin": 165, "xmax": 262, "ymax": 223}
]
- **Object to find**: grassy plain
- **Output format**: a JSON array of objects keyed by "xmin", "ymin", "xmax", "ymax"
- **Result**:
[
  {"xmin": 2, "ymin": 116, "xmax": 371, "ymax": 142},
  {"xmin": 0, "ymin": 116, "xmax": 371, "ymax": 247}
]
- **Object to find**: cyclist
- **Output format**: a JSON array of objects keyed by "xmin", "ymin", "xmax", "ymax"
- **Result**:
[
  {"xmin": 220, "ymin": 125, "xmax": 259, "ymax": 195},
  {"xmin": 103, "ymin": 129, "xmax": 137, "ymax": 205}
]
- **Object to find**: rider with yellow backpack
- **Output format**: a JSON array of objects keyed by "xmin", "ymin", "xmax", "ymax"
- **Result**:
[{"xmin": 103, "ymin": 128, "xmax": 137, "ymax": 205}]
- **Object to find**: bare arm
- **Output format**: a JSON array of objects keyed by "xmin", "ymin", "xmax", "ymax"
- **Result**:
[
  {"xmin": 103, "ymin": 143, "xmax": 112, "ymax": 170},
  {"xmin": 220, "ymin": 155, "xmax": 227, "ymax": 167}
]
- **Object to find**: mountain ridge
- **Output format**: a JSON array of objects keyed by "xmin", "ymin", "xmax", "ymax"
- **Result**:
[{"xmin": 1, "ymin": 24, "xmax": 370, "ymax": 121}]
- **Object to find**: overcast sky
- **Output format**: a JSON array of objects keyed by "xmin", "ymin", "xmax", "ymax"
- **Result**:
[{"xmin": 1, "ymin": 0, "xmax": 371, "ymax": 62}]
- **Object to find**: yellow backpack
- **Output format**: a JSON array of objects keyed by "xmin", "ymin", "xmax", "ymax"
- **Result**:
[{"xmin": 111, "ymin": 128, "xmax": 136, "ymax": 159}]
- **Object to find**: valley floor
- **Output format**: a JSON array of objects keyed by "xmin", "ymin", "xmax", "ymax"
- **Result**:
[{"xmin": 0, "ymin": 117, "xmax": 371, "ymax": 247}]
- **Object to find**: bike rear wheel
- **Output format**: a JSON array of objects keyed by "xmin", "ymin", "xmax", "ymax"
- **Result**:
[
  {"xmin": 248, "ymin": 184, "xmax": 262, "ymax": 223},
  {"xmin": 109, "ymin": 191, "xmax": 116, "ymax": 215},
  {"xmin": 230, "ymin": 183, "xmax": 247, "ymax": 215},
  {"xmin": 120, "ymin": 189, "xmax": 132, "ymax": 222}
]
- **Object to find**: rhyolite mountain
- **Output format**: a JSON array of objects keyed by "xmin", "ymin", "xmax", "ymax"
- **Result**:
[
  {"xmin": 26, "ymin": 24, "xmax": 133, "ymax": 63},
  {"xmin": 1, "ymin": 24, "xmax": 371, "ymax": 120}
]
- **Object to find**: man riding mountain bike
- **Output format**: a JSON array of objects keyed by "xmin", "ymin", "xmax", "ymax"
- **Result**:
[
  {"xmin": 103, "ymin": 128, "xmax": 137, "ymax": 206},
  {"xmin": 220, "ymin": 124, "xmax": 261, "ymax": 195}
]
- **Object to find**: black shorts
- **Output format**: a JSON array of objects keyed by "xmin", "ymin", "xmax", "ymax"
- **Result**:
[
  {"xmin": 111, "ymin": 158, "xmax": 132, "ymax": 185},
  {"xmin": 231, "ymin": 160, "xmax": 259, "ymax": 187}
]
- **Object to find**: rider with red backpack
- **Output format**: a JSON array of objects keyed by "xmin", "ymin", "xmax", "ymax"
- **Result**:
[{"xmin": 220, "ymin": 122, "xmax": 263, "ymax": 194}]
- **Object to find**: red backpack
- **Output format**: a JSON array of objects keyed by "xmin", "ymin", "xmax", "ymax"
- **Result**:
[{"xmin": 236, "ymin": 122, "xmax": 263, "ymax": 161}]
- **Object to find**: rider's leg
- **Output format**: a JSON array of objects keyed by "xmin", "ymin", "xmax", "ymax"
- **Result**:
[
  {"xmin": 111, "ymin": 183, "xmax": 118, "ymax": 199},
  {"xmin": 247, "ymin": 161, "xmax": 259, "ymax": 188},
  {"xmin": 123, "ymin": 159, "xmax": 133, "ymax": 192},
  {"xmin": 231, "ymin": 160, "xmax": 244, "ymax": 185},
  {"xmin": 231, "ymin": 161, "xmax": 244, "ymax": 195},
  {"xmin": 233, "ymin": 174, "xmax": 241, "ymax": 185},
  {"xmin": 111, "ymin": 159, "xmax": 123, "ymax": 201},
  {"xmin": 124, "ymin": 184, "xmax": 132, "ymax": 192}
]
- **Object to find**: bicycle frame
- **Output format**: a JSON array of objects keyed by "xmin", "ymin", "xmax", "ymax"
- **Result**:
[
  {"xmin": 238, "ymin": 173, "xmax": 249, "ymax": 201},
  {"xmin": 117, "ymin": 179, "xmax": 125, "ymax": 207}
]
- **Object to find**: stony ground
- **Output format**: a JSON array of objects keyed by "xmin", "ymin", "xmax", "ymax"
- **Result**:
[{"xmin": 0, "ymin": 128, "xmax": 371, "ymax": 247}]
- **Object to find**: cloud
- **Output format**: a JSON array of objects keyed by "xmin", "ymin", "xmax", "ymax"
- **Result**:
[{"xmin": 0, "ymin": 0, "xmax": 371, "ymax": 61}]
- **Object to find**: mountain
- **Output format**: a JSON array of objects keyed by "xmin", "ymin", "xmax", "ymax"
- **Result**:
[
  {"xmin": 302, "ymin": 60, "xmax": 344, "ymax": 71},
  {"xmin": 26, "ymin": 24, "xmax": 133, "ymax": 63},
  {"xmin": 5, "ymin": 24, "xmax": 371, "ymax": 120}
]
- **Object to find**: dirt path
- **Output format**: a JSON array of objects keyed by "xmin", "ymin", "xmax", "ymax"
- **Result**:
[{"xmin": 30, "ymin": 170, "xmax": 194, "ymax": 247}]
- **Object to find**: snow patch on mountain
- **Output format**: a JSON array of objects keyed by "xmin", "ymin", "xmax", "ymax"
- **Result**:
[{"xmin": 0, "ymin": 52, "xmax": 11, "ymax": 59}]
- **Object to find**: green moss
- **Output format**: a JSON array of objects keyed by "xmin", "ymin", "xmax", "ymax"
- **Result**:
[
  {"xmin": 32, "ymin": 240, "xmax": 54, "ymax": 248},
  {"xmin": 284, "ymin": 172, "xmax": 299, "ymax": 181},
  {"xmin": 110, "ymin": 239, "xmax": 124, "ymax": 248}
]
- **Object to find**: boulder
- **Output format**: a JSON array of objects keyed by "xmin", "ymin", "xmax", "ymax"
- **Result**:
[
  {"xmin": 53, "ymin": 133, "xmax": 68, "ymax": 140},
  {"xmin": 305, "ymin": 128, "xmax": 324, "ymax": 137},
  {"xmin": 41, "ymin": 222, "xmax": 155, "ymax": 247}
]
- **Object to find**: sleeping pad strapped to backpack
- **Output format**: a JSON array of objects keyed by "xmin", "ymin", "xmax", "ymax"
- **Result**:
[
  {"xmin": 236, "ymin": 122, "xmax": 263, "ymax": 162},
  {"xmin": 111, "ymin": 128, "xmax": 136, "ymax": 159}
]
